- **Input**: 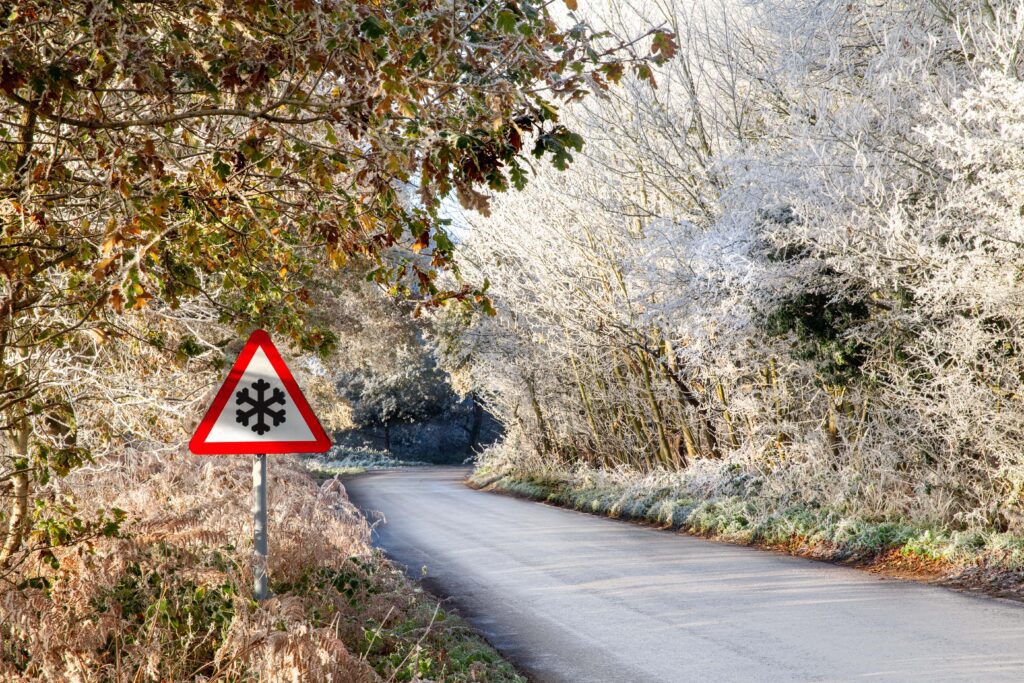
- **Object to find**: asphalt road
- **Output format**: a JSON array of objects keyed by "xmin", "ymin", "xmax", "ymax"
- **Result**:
[{"xmin": 344, "ymin": 467, "xmax": 1024, "ymax": 682}]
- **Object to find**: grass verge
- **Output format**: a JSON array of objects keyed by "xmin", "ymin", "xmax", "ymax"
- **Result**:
[
  {"xmin": 468, "ymin": 467, "xmax": 1024, "ymax": 597},
  {"xmin": 303, "ymin": 446, "xmax": 421, "ymax": 477},
  {"xmin": 288, "ymin": 553, "xmax": 525, "ymax": 683}
]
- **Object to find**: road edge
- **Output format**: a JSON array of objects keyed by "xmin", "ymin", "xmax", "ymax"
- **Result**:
[{"xmin": 466, "ymin": 469, "xmax": 1024, "ymax": 604}]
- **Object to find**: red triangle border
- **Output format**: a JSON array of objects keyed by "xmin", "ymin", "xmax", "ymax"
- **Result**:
[{"xmin": 189, "ymin": 329, "xmax": 332, "ymax": 455}]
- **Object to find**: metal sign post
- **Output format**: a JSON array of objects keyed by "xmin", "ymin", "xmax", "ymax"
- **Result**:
[
  {"xmin": 253, "ymin": 453, "xmax": 269, "ymax": 601},
  {"xmin": 189, "ymin": 330, "xmax": 332, "ymax": 602}
]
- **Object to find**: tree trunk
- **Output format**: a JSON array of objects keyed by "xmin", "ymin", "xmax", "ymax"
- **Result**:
[
  {"xmin": 636, "ymin": 350, "xmax": 675, "ymax": 469},
  {"xmin": 826, "ymin": 389, "xmax": 846, "ymax": 458},
  {"xmin": 468, "ymin": 392, "xmax": 483, "ymax": 454},
  {"xmin": 570, "ymin": 356, "xmax": 603, "ymax": 460},
  {"xmin": 614, "ymin": 357, "xmax": 652, "ymax": 469},
  {"xmin": 525, "ymin": 375, "xmax": 552, "ymax": 455},
  {"xmin": 653, "ymin": 338, "xmax": 720, "ymax": 460},
  {"xmin": 826, "ymin": 402, "xmax": 840, "ymax": 457},
  {"xmin": 0, "ymin": 418, "xmax": 31, "ymax": 568},
  {"xmin": 716, "ymin": 378, "xmax": 740, "ymax": 449},
  {"xmin": 680, "ymin": 422, "xmax": 699, "ymax": 464}
]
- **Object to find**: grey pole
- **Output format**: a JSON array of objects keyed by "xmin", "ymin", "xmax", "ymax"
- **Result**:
[{"xmin": 253, "ymin": 453, "xmax": 269, "ymax": 601}]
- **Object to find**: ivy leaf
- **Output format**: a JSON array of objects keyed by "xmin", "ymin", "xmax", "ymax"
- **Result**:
[
  {"xmin": 496, "ymin": 10, "xmax": 517, "ymax": 33},
  {"xmin": 359, "ymin": 17, "xmax": 386, "ymax": 40}
]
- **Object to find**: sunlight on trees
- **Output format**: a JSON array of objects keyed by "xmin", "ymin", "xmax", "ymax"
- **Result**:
[
  {"xmin": 444, "ymin": 0, "xmax": 1024, "ymax": 534},
  {"xmin": 0, "ymin": 2, "xmax": 670, "ymax": 675}
]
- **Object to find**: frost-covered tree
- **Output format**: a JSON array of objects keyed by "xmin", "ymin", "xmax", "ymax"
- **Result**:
[{"xmin": 444, "ymin": 0, "xmax": 1024, "ymax": 533}]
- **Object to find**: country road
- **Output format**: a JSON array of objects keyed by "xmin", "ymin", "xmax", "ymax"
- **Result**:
[{"xmin": 344, "ymin": 467, "xmax": 1024, "ymax": 682}]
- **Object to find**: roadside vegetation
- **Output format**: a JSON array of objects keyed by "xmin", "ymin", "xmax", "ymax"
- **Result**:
[
  {"xmin": 471, "ymin": 462, "xmax": 1024, "ymax": 578},
  {"xmin": 304, "ymin": 447, "xmax": 418, "ymax": 477},
  {"xmin": 1, "ymin": 453, "xmax": 523, "ymax": 681},
  {"xmin": 440, "ymin": 0, "xmax": 1024, "ymax": 584},
  {"xmin": 0, "ymin": 0, "xmax": 669, "ymax": 678}
]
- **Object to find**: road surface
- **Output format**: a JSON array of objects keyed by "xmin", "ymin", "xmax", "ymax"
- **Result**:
[{"xmin": 344, "ymin": 467, "xmax": 1024, "ymax": 682}]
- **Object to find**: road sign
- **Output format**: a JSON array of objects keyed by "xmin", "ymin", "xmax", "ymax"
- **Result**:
[
  {"xmin": 189, "ymin": 329, "xmax": 331, "ymax": 455},
  {"xmin": 188, "ymin": 329, "xmax": 331, "ymax": 601}
]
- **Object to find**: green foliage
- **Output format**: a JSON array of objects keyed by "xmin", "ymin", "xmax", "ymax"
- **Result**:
[
  {"xmin": 360, "ymin": 597, "xmax": 522, "ymax": 683},
  {"xmin": 90, "ymin": 553, "xmax": 237, "ymax": 678},
  {"xmin": 533, "ymin": 126, "xmax": 586, "ymax": 171},
  {"xmin": 756, "ymin": 209, "xmax": 870, "ymax": 387},
  {"xmin": 277, "ymin": 555, "xmax": 523, "ymax": 682},
  {"xmin": 176, "ymin": 335, "xmax": 204, "ymax": 360},
  {"xmin": 763, "ymin": 290, "xmax": 870, "ymax": 387},
  {"xmin": 275, "ymin": 557, "xmax": 379, "ymax": 609}
]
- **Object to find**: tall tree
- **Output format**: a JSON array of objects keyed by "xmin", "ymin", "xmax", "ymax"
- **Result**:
[{"xmin": 0, "ymin": 0, "xmax": 671, "ymax": 567}]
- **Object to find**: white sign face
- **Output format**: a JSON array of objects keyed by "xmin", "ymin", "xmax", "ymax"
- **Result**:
[
  {"xmin": 189, "ymin": 330, "xmax": 331, "ymax": 455},
  {"xmin": 204, "ymin": 347, "xmax": 317, "ymax": 443}
]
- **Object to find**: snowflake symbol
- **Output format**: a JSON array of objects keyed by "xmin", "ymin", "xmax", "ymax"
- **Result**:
[{"xmin": 235, "ymin": 378, "xmax": 287, "ymax": 435}]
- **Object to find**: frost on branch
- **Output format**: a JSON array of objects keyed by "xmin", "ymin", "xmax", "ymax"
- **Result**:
[{"xmin": 439, "ymin": 0, "xmax": 1024, "ymax": 536}]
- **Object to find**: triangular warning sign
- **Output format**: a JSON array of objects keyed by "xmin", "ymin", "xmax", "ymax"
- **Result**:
[{"xmin": 190, "ymin": 329, "xmax": 332, "ymax": 455}]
